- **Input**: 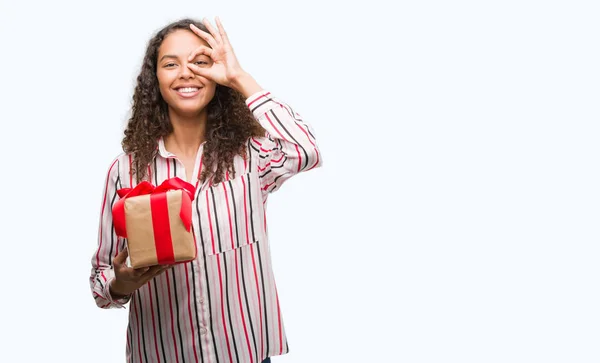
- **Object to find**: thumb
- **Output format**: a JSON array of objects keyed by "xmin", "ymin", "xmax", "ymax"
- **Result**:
[{"xmin": 114, "ymin": 248, "xmax": 129, "ymax": 266}]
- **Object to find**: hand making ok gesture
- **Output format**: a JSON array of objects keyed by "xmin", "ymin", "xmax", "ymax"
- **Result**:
[{"xmin": 186, "ymin": 17, "xmax": 247, "ymax": 88}]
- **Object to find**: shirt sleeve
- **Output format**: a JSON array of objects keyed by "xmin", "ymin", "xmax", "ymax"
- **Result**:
[
  {"xmin": 89, "ymin": 156, "xmax": 131, "ymax": 309},
  {"xmin": 246, "ymin": 90, "xmax": 323, "ymax": 195}
]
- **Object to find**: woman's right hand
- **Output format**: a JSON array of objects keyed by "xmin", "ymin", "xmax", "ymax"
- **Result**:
[{"xmin": 109, "ymin": 248, "xmax": 171, "ymax": 298}]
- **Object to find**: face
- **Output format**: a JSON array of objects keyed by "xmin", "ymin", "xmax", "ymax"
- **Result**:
[{"xmin": 156, "ymin": 29, "xmax": 216, "ymax": 117}]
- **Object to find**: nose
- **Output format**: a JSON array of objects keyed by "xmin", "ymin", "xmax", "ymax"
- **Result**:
[{"xmin": 179, "ymin": 61, "xmax": 195, "ymax": 79}]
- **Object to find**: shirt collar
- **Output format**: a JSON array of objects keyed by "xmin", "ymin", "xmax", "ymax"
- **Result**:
[
  {"xmin": 157, "ymin": 137, "xmax": 174, "ymax": 159},
  {"xmin": 156, "ymin": 137, "xmax": 207, "ymax": 159}
]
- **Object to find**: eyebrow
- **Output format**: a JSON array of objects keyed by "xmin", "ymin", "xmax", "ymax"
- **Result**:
[
  {"xmin": 159, "ymin": 54, "xmax": 179, "ymax": 62},
  {"xmin": 159, "ymin": 54, "xmax": 209, "ymax": 63}
]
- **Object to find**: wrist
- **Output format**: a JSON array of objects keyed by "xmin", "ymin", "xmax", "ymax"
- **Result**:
[
  {"xmin": 109, "ymin": 279, "xmax": 132, "ymax": 299},
  {"xmin": 231, "ymin": 72, "xmax": 263, "ymax": 99}
]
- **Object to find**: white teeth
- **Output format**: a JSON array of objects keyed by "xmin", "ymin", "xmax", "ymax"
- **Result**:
[{"xmin": 178, "ymin": 87, "xmax": 199, "ymax": 93}]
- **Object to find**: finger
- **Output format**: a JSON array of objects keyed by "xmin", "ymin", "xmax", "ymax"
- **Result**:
[
  {"xmin": 215, "ymin": 17, "xmax": 231, "ymax": 47},
  {"xmin": 157, "ymin": 266, "xmax": 172, "ymax": 275},
  {"xmin": 131, "ymin": 266, "xmax": 150, "ymax": 277},
  {"xmin": 203, "ymin": 17, "xmax": 223, "ymax": 45},
  {"xmin": 157, "ymin": 264, "xmax": 174, "ymax": 273},
  {"xmin": 140, "ymin": 265, "xmax": 165, "ymax": 279},
  {"xmin": 189, "ymin": 24, "xmax": 218, "ymax": 49},
  {"xmin": 186, "ymin": 63, "xmax": 214, "ymax": 80},
  {"xmin": 139, "ymin": 265, "xmax": 171, "ymax": 284},
  {"xmin": 187, "ymin": 45, "xmax": 213, "ymax": 62},
  {"xmin": 113, "ymin": 248, "xmax": 129, "ymax": 266}
]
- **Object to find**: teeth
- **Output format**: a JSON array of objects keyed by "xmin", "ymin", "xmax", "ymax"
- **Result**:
[{"xmin": 178, "ymin": 87, "xmax": 199, "ymax": 93}]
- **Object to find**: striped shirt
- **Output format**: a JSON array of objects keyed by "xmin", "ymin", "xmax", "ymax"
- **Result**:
[{"xmin": 90, "ymin": 90, "xmax": 322, "ymax": 363}]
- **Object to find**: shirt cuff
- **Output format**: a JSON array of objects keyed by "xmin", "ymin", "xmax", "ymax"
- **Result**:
[{"xmin": 246, "ymin": 90, "xmax": 278, "ymax": 118}]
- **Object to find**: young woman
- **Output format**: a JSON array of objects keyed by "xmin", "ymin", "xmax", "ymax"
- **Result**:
[{"xmin": 90, "ymin": 17, "xmax": 322, "ymax": 363}]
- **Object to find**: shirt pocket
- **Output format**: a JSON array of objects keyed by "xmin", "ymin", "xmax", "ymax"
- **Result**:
[{"xmin": 197, "ymin": 171, "xmax": 266, "ymax": 256}]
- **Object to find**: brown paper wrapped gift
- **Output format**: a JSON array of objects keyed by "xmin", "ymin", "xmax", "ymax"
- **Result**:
[{"xmin": 112, "ymin": 177, "xmax": 197, "ymax": 269}]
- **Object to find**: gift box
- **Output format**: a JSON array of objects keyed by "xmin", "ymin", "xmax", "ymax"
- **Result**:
[{"xmin": 112, "ymin": 177, "xmax": 197, "ymax": 269}]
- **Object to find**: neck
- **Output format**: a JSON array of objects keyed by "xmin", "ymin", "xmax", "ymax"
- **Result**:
[{"xmin": 164, "ymin": 109, "xmax": 207, "ymax": 158}]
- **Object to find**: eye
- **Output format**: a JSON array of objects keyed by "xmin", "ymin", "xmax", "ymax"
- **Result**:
[
  {"xmin": 164, "ymin": 63, "xmax": 177, "ymax": 68},
  {"xmin": 194, "ymin": 60, "xmax": 209, "ymax": 66}
]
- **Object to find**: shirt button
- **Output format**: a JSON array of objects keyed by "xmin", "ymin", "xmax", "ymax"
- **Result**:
[
  {"xmin": 200, "ymin": 328, "xmax": 207, "ymax": 335},
  {"xmin": 199, "ymin": 298, "xmax": 204, "ymax": 304}
]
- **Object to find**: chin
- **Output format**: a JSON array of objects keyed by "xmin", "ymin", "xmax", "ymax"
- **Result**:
[
  {"xmin": 175, "ymin": 104, "xmax": 208, "ymax": 116},
  {"xmin": 168, "ymin": 98, "xmax": 206, "ymax": 113}
]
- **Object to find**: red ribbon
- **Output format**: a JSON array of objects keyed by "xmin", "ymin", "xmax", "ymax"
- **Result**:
[{"xmin": 112, "ymin": 177, "xmax": 196, "ymax": 264}]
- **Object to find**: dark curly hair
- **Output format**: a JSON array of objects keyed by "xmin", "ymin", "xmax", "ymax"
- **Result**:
[{"xmin": 122, "ymin": 18, "xmax": 265, "ymax": 184}]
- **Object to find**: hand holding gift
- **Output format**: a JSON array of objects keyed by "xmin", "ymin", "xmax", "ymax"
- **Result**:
[{"xmin": 109, "ymin": 248, "xmax": 171, "ymax": 298}]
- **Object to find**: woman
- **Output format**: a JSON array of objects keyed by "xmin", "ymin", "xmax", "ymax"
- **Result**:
[{"xmin": 90, "ymin": 17, "xmax": 322, "ymax": 363}]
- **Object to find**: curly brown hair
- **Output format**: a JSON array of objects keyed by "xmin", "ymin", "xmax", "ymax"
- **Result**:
[{"xmin": 122, "ymin": 18, "xmax": 265, "ymax": 184}]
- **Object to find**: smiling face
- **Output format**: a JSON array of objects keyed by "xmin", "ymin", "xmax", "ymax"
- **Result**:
[{"xmin": 156, "ymin": 29, "xmax": 216, "ymax": 117}]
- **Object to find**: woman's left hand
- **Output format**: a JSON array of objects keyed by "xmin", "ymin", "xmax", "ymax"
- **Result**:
[{"xmin": 187, "ymin": 17, "xmax": 246, "ymax": 88}]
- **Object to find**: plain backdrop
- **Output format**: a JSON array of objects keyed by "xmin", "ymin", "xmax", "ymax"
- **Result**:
[{"xmin": 0, "ymin": 0, "xmax": 599, "ymax": 362}]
